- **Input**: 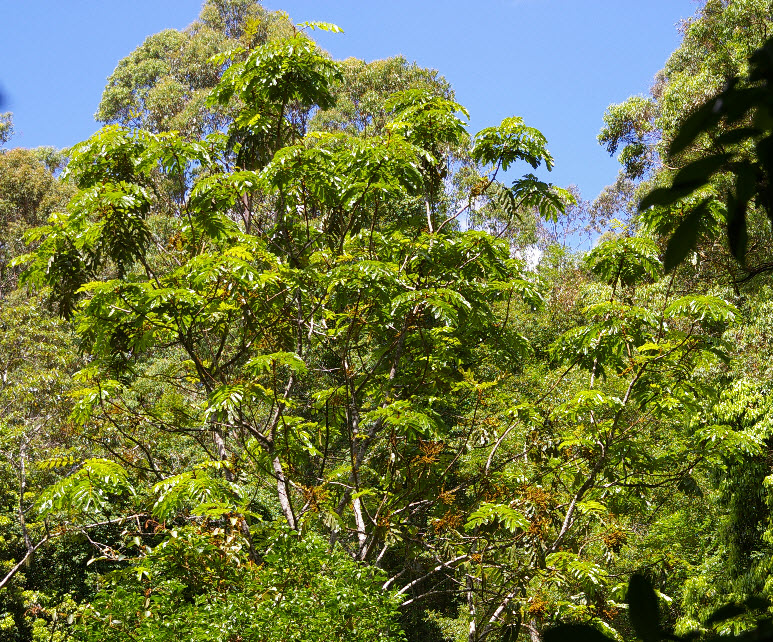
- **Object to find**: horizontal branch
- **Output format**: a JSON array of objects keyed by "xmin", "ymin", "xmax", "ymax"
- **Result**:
[
  {"xmin": 393, "ymin": 554, "xmax": 469, "ymax": 595},
  {"xmin": 0, "ymin": 514, "xmax": 144, "ymax": 592}
]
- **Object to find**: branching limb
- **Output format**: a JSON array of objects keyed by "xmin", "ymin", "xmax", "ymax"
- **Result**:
[{"xmin": 0, "ymin": 514, "xmax": 144, "ymax": 591}]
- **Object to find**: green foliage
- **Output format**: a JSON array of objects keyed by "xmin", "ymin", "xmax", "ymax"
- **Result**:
[
  {"xmin": 547, "ymin": 573, "xmax": 773, "ymax": 642},
  {"xmin": 386, "ymin": 88, "xmax": 469, "ymax": 153},
  {"xmin": 0, "ymin": 138, "xmax": 89, "ymax": 641},
  {"xmin": 465, "ymin": 502, "xmax": 529, "ymax": 533},
  {"xmin": 0, "ymin": 147, "xmax": 72, "ymax": 293},
  {"xmin": 473, "ymin": 116, "xmax": 554, "ymax": 172},
  {"xmin": 297, "ymin": 21, "xmax": 343, "ymax": 33},
  {"xmin": 212, "ymin": 34, "xmax": 341, "ymax": 112},
  {"xmin": 664, "ymin": 295, "xmax": 737, "ymax": 325},
  {"xmin": 74, "ymin": 526, "xmax": 405, "ymax": 642},
  {"xmin": 598, "ymin": 96, "xmax": 658, "ymax": 180},
  {"xmin": 468, "ymin": 117, "xmax": 575, "ymax": 237},
  {"xmin": 509, "ymin": 175, "xmax": 575, "ymax": 223},
  {"xmin": 0, "ymin": 113, "xmax": 13, "ymax": 147},
  {"xmin": 95, "ymin": 1, "xmax": 292, "ymax": 138},
  {"xmin": 36, "ymin": 459, "xmax": 134, "ymax": 518},
  {"xmin": 209, "ymin": 33, "xmax": 341, "ymax": 168},
  {"xmin": 639, "ymin": 33, "xmax": 773, "ymax": 267},
  {"xmin": 151, "ymin": 463, "xmax": 241, "ymax": 520},
  {"xmin": 311, "ymin": 56, "xmax": 453, "ymax": 138},
  {"xmin": 584, "ymin": 236, "xmax": 661, "ymax": 287},
  {"xmin": 10, "ymin": 5, "xmax": 773, "ymax": 642}
]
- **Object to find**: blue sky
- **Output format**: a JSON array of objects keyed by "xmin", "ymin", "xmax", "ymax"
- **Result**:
[{"xmin": 1, "ymin": 0, "xmax": 693, "ymax": 200}]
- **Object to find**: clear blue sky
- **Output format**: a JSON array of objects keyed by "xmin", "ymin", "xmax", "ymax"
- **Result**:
[{"xmin": 1, "ymin": 0, "xmax": 693, "ymax": 200}]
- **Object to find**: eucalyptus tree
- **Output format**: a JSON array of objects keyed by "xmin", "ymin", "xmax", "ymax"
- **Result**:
[
  {"xmin": 0, "ymin": 147, "xmax": 72, "ymax": 293},
  {"xmin": 0, "ymin": 145, "xmax": 92, "ymax": 640},
  {"xmin": 598, "ymin": 0, "xmax": 773, "ymax": 283},
  {"xmin": 628, "ymin": 27, "xmax": 773, "ymax": 638},
  {"xmin": 95, "ymin": 0, "xmax": 294, "ymax": 139},
  {"xmin": 0, "ymin": 113, "xmax": 12, "ymax": 147},
  {"xmin": 311, "ymin": 55, "xmax": 454, "ymax": 138}
]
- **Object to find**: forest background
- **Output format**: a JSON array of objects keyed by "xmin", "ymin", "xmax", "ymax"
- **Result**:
[{"xmin": 1, "ymin": 1, "xmax": 773, "ymax": 641}]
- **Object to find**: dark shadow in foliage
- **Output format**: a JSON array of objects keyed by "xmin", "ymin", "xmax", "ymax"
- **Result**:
[
  {"xmin": 400, "ymin": 612, "xmax": 449, "ymax": 642},
  {"xmin": 544, "ymin": 574, "xmax": 773, "ymax": 642},
  {"xmin": 544, "ymin": 624, "xmax": 613, "ymax": 642}
]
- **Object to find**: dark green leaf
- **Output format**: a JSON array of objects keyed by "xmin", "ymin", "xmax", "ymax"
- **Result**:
[
  {"xmin": 543, "ymin": 624, "xmax": 614, "ymax": 642},
  {"xmin": 727, "ymin": 180, "xmax": 753, "ymax": 264},
  {"xmin": 743, "ymin": 596, "xmax": 771, "ymax": 612},
  {"xmin": 663, "ymin": 199, "xmax": 711, "ymax": 273},
  {"xmin": 755, "ymin": 134, "xmax": 773, "ymax": 171},
  {"xmin": 639, "ymin": 185, "xmax": 698, "ymax": 211},
  {"xmin": 715, "ymin": 127, "xmax": 761, "ymax": 147},
  {"xmin": 671, "ymin": 154, "xmax": 731, "ymax": 189},
  {"xmin": 705, "ymin": 603, "xmax": 747, "ymax": 625},
  {"xmin": 627, "ymin": 573, "xmax": 661, "ymax": 642},
  {"xmin": 721, "ymin": 86, "xmax": 765, "ymax": 124},
  {"xmin": 677, "ymin": 473, "xmax": 704, "ymax": 498},
  {"xmin": 502, "ymin": 624, "xmax": 519, "ymax": 642},
  {"xmin": 669, "ymin": 98, "xmax": 722, "ymax": 156}
]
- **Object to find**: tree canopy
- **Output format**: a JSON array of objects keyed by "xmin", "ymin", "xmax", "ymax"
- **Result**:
[{"xmin": 2, "ymin": 2, "xmax": 773, "ymax": 642}]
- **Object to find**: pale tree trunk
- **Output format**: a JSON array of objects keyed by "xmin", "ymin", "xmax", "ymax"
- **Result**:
[
  {"xmin": 18, "ymin": 440, "xmax": 32, "ymax": 561},
  {"xmin": 528, "ymin": 620, "xmax": 541, "ymax": 642},
  {"xmin": 265, "ymin": 372, "xmax": 299, "ymax": 531},
  {"xmin": 211, "ymin": 420, "xmax": 258, "ymax": 559},
  {"xmin": 467, "ymin": 572, "xmax": 478, "ymax": 642},
  {"xmin": 272, "ymin": 454, "xmax": 296, "ymax": 530}
]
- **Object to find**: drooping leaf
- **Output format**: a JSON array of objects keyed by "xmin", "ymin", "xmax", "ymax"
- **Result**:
[
  {"xmin": 473, "ymin": 116, "xmax": 553, "ymax": 171},
  {"xmin": 36, "ymin": 459, "xmax": 134, "ymax": 517},
  {"xmin": 670, "ymin": 154, "xmax": 731, "ymax": 190},
  {"xmin": 726, "ymin": 191, "xmax": 749, "ymax": 264},
  {"xmin": 585, "ymin": 236, "xmax": 661, "ymax": 286},
  {"xmin": 627, "ymin": 574, "xmax": 661, "ymax": 642},
  {"xmin": 668, "ymin": 97, "xmax": 723, "ymax": 156},
  {"xmin": 638, "ymin": 184, "xmax": 699, "ymax": 211},
  {"xmin": 246, "ymin": 352, "xmax": 308, "ymax": 376},
  {"xmin": 298, "ymin": 21, "xmax": 344, "ymax": 33},
  {"xmin": 664, "ymin": 295, "xmax": 737, "ymax": 325},
  {"xmin": 465, "ymin": 503, "xmax": 529, "ymax": 533},
  {"xmin": 663, "ymin": 198, "xmax": 711, "ymax": 272},
  {"xmin": 152, "ymin": 466, "xmax": 242, "ymax": 520}
]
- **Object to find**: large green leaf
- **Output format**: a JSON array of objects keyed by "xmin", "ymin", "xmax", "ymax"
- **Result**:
[{"xmin": 626, "ymin": 574, "xmax": 661, "ymax": 642}]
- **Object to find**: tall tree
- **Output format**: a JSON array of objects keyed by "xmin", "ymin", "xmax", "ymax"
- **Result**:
[
  {"xmin": 0, "ymin": 113, "xmax": 13, "ymax": 147},
  {"xmin": 599, "ymin": 0, "xmax": 773, "ymax": 283},
  {"xmin": 95, "ymin": 0, "xmax": 294, "ymax": 139},
  {"xmin": 17, "ymin": 18, "xmax": 585, "ymax": 640}
]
